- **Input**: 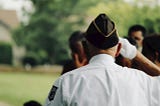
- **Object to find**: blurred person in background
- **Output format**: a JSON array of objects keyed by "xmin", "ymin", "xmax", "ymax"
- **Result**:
[
  {"xmin": 128, "ymin": 24, "xmax": 147, "ymax": 51},
  {"xmin": 61, "ymin": 31, "xmax": 88, "ymax": 75},
  {"xmin": 142, "ymin": 34, "xmax": 160, "ymax": 67}
]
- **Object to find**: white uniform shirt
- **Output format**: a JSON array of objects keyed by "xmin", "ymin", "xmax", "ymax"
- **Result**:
[{"xmin": 45, "ymin": 54, "xmax": 160, "ymax": 106}]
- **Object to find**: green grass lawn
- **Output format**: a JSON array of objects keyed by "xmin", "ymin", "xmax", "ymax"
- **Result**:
[{"xmin": 0, "ymin": 71, "xmax": 60, "ymax": 106}]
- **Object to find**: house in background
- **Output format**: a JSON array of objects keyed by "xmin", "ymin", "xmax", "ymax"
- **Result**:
[{"xmin": 0, "ymin": 9, "xmax": 25, "ymax": 66}]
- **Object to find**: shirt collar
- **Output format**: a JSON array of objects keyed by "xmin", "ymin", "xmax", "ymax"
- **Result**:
[{"xmin": 89, "ymin": 54, "xmax": 115, "ymax": 65}]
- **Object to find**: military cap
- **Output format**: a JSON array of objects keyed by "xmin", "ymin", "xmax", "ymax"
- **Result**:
[{"xmin": 85, "ymin": 13, "xmax": 119, "ymax": 49}]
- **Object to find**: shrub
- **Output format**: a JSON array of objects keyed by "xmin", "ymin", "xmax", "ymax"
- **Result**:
[
  {"xmin": 0, "ymin": 42, "xmax": 13, "ymax": 65},
  {"xmin": 22, "ymin": 52, "xmax": 39, "ymax": 67}
]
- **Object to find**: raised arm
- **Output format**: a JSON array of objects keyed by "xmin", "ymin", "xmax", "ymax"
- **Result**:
[
  {"xmin": 133, "ymin": 51, "xmax": 160, "ymax": 76},
  {"xmin": 120, "ymin": 38, "xmax": 160, "ymax": 76}
]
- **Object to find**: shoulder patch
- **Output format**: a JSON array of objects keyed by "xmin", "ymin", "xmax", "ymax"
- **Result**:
[{"xmin": 48, "ymin": 86, "xmax": 58, "ymax": 101}]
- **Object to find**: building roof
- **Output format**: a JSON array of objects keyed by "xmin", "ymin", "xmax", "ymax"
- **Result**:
[{"xmin": 0, "ymin": 9, "xmax": 19, "ymax": 29}]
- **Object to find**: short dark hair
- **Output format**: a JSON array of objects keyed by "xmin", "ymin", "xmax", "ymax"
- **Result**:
[
  {"xmin": 23, "ymin": 100, "xmax": 41, "ymax": 106},
  {"xmin": 142, "ymin": 34, "xmax": 160, "ymax": 62},
  {"xmin": 128, "ymin": 25, "xmax": 146, "ymax": 37},
  {"xmin": 69, "ymin": 31, "xmax": 85, "ymax": 53}
]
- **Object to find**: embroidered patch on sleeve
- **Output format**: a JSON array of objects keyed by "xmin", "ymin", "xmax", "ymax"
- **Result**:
[{"xmin": 48, "ymin": 86, "xmax": 58, "ymax": 101}]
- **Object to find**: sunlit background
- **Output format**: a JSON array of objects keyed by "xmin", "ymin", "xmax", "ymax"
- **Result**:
[{"xmin": 0, "ymin": 0, "xmax": 160, "ymax": 106}]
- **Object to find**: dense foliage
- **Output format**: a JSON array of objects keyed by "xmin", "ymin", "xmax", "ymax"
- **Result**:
[
  {"xmin": 88, "ymin": 1, "xmax": 160, "ymax": 36},
  {"xmin": 13, "ymin": 0, "xmax": 160, "ymax": 65},
  {"xmin": 0, "ymin": 42, "xmax": 12, "ymax": 64},
  {"xmin": 13, "ymin": 0, "xmax": 98, "ymax": 64}
]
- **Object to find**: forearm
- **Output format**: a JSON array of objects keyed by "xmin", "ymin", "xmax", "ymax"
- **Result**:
[
  {"xmin": 133, "ymin": 51, "xmax": 160, "ymax": 76},
  {"xmin": 119, "ymin": 37, "xmax": 160, "ymax": 76}
]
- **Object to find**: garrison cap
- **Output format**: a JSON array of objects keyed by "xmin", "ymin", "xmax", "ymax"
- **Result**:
[{"xmin": 85, "ymin": 13, "xmax": 119, "ymax": 49}]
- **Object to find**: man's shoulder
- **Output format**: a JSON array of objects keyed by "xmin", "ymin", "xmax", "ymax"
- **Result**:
[
  {"xmin": 62, "ymin": 64, "xmax": 96, "ymax": 76},
  {"xmin": 58, "ymin": 64, "xmax": 104, "ymax": 82}
]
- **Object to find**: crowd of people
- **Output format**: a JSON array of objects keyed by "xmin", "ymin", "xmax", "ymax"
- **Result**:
[
  {"xmin": 43, "ymin": 13, "xmax": 160, "ymax": 106},
  {"xmin": 24, "ymin": 13, "xmax": 160, "ymax": 106},
  {"xmin": 61, "ymin": 20, "xmax": 160, "ymax": 76}
]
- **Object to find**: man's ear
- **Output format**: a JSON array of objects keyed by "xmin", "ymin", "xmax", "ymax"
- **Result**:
[{"xmin": 115, "ymin": 43, "xmax": 122, "ymax": 57}]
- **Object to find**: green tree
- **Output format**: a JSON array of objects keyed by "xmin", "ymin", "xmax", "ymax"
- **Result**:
[
  {"xmin": 87, "ymin": 1, "xmax": 160, "ymax": 36},
  {"xmin": 13, "ymin": 0, "xmax": 98, "ymax": 64}
]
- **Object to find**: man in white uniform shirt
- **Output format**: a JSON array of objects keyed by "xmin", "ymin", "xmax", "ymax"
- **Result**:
[{"xmin": 45, "ymin": 13, "xmax": 160, "ymax": 106}]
